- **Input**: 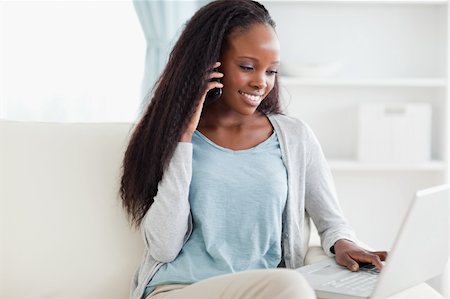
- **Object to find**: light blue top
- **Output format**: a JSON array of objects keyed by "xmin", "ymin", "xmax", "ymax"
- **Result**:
[
  {"xmin": 130, "ymin": 114, "xmax": 358, "ymax": 299},
  {"xmin": 144, "ymin": 130, "xmax": 288, "ymax": 297}
]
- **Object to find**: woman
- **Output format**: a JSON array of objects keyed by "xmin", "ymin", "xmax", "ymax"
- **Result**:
[{"xmin": 121, "ymin": 1, "xmax": 387, "ymax": 299}]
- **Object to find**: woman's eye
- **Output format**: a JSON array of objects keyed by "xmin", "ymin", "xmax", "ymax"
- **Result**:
[
  {"xmin": 239, "ymin": 65, "xmax": 278, "ymax": 75},
  {"xmin": 240, "ymin": 65, "xmax": 253, "ymax": 71}
]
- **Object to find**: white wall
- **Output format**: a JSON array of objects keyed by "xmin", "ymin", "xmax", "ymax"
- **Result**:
[{"xmin": 0, "ymin": 1, "xmax": 145, "ymax": 122}]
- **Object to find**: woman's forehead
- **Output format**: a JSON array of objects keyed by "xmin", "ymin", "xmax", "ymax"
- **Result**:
[{"xmin": 226, "ymin": 24, "xmax": 280, "ymax": 62}]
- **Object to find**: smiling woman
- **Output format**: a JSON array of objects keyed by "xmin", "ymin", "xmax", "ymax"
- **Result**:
[
  {"xmin": 0, "ymin": 1, "xmax": 144, "ymax": 122},
  {"xmin": 119, "ymin": 1, "xmax": 387, "ymax": 299}
]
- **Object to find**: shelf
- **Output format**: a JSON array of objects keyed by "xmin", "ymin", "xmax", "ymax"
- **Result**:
[
  {"xmin": 271, "ymin": 0, "xmax": 448, "ymax": 4},
  {"xmin": 279, "ymin": 77, "xmax": 448, "ymax": 87},
  {"xmin": 328, "ymin": 160, "xmax": 446, "ymax": 171}
]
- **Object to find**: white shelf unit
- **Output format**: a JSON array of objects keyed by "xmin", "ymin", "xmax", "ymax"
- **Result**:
[
  {"xmin": 262, "ymin": 2, "xmax": 448, "ymax": 292},
  {"xmin": 280, "ymin": 77, "xmax": 448, "ymax": 87},
  {"xmin": 279, "ymin": 75, "xmax": 448, "ymax": 173},
  {"xmin": 263, "ymin": 0, "xmax": 448, "ymax": 171}
]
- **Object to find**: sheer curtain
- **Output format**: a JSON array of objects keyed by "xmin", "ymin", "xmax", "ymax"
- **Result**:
[
  {"xmin": 0, "ymin": 1, "xmax": 145, "ymax": 122},
  {"xmin": 133, "ymin": 0, "xmax": 207, "ymax": 110}
]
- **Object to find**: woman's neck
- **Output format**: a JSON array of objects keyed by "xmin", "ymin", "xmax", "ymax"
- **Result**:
[{"xmin": 200, "ymin": 102, "xmax": 264, "ymax": 130}]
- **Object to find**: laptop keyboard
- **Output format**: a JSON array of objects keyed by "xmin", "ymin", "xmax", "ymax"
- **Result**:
[{"xmin": 321, "ymin": 264, "xmax": 379, "ymax": 292}]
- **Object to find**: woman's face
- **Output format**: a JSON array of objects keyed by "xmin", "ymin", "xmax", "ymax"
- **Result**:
[{"xmin": 218, "ymin": 23, "xmax": 280, "ymax": 116}]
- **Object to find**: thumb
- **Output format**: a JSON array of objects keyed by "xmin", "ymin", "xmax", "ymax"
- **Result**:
[{"xmin": 342, "ymin": 255, "xmax": 359, "ymax": 272}]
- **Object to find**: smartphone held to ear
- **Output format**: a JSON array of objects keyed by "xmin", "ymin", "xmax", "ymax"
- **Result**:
[{"xmin": 205, "ymin": 68, "xmax": 222, "ymax": 105}]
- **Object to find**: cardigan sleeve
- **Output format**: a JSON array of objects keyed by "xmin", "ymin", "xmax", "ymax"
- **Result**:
[
  {"xmin": 303, "ymin": 126, "xmax": 358, "ymax": 256},
  {"xmin": 140, "ymin": 142, "xmax": 193, "ymax": 262}
]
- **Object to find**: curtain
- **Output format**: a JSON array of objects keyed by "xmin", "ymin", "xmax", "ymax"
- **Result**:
[{"xmin": 133, "ymin": 0, "xmax": 208, "ymax": 110}]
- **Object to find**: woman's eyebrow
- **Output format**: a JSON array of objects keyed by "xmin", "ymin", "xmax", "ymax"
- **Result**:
[{"xmin": 237, "ymin": 56, "xmax": 280, "ymax": 64}]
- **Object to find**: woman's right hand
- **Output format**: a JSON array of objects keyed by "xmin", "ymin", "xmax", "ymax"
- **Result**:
[{"xmin": 179, "ymin": 61, "xmax": 223, "ymax": 142}]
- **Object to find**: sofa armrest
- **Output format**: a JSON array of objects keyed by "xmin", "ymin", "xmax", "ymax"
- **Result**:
[
  {"xmin": 305, "ymin": 246, "xmax": 329, "ymax": 265},
  {"xmin": 305, "ymin": 221, "xmax": 329, "ymax": 265},
  {"xmin": 305, "ymin": 220, "xmax": 371, "ymax": 266}
]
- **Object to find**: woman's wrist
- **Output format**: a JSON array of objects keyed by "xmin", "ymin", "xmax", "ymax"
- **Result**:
[{"xmin": 332, "ymin": 239, "xmax": 354, "ymax": 254}]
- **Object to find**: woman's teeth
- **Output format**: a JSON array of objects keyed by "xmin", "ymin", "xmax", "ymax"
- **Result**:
[{"xmin": 239, "ymin": 91, "xmax": 261, "ymax": 102}]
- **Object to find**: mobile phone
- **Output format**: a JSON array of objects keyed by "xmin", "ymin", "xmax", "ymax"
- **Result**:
[{"xmin": 205, "ymin": 68, "xmax": 222, "ymax": 105}]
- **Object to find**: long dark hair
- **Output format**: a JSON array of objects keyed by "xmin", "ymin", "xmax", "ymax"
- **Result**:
[{"xmin": 120, "ymin": 0, "xmax": 282, "ymax": 228}]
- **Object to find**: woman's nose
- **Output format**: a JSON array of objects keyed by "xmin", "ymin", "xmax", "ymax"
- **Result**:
[{"xmin": 250, "ymin": 73, "xmax": 267, "ymax": 90}]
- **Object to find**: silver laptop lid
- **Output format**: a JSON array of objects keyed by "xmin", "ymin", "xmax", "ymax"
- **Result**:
[{"xmin": 371, "ymin": 184, "xmax": 449, "ymax": 299}]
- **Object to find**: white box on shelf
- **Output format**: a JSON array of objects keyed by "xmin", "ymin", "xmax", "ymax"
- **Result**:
[{"xmin": 357, "ymin": 102, "xmax": 431, "ymax": 163}]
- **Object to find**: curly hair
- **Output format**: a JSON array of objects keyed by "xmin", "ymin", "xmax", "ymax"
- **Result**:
[{"xmin": 120, "ymin": 0, "xmax": 282, "ymax": 228}]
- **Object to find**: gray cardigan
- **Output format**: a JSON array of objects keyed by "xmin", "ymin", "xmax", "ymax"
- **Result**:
[{"xmin": 129, "ymin": 113, "xmax": 357, "ymax": 299}]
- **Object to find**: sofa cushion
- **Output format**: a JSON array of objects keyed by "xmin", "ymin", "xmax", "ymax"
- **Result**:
[{"xmin": 0, "ymin": 121, "xmax": 143, "ymax": 299}]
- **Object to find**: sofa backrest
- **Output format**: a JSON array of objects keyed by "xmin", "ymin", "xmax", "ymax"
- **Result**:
[{"xmin": 0, "ymin": 120, "xmax": 143, "ymax": 299}]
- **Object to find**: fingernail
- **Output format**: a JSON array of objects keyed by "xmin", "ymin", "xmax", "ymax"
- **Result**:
[{"xmin": 352, "ymin": 265, "xmax": 358, "ymax": 271}]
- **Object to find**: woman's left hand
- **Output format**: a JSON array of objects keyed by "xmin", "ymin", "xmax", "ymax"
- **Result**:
[{"xmin": 333, "ymin": 239, "xmax": 388, "ymax": 272}]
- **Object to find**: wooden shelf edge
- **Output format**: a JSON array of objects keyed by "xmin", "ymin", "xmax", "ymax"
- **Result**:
[
  {"xmin": 279, "ymin": 77, "xmax": 448, "ymax": 87},
  {"xmin": 328, "ymin": 160, "xmax": 446, "ymax": 171},
  {"xmin": 266, "ymin": 0, "xmax": 448, "ymax": 4}
]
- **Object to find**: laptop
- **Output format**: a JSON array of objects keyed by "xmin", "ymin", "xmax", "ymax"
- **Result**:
[{"xmin": 297, "ymin": 184, "xmax": 449, "ymax": 299}]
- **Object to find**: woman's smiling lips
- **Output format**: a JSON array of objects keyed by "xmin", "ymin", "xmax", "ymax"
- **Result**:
[{"xmin": 238, "ymin": 90, "xmax": 263, "ymax": 107}]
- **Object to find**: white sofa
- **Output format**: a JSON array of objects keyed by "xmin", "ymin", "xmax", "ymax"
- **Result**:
[{"xmin": 0, "ymin": 120, "xmax": 443, "ymax": 299}]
